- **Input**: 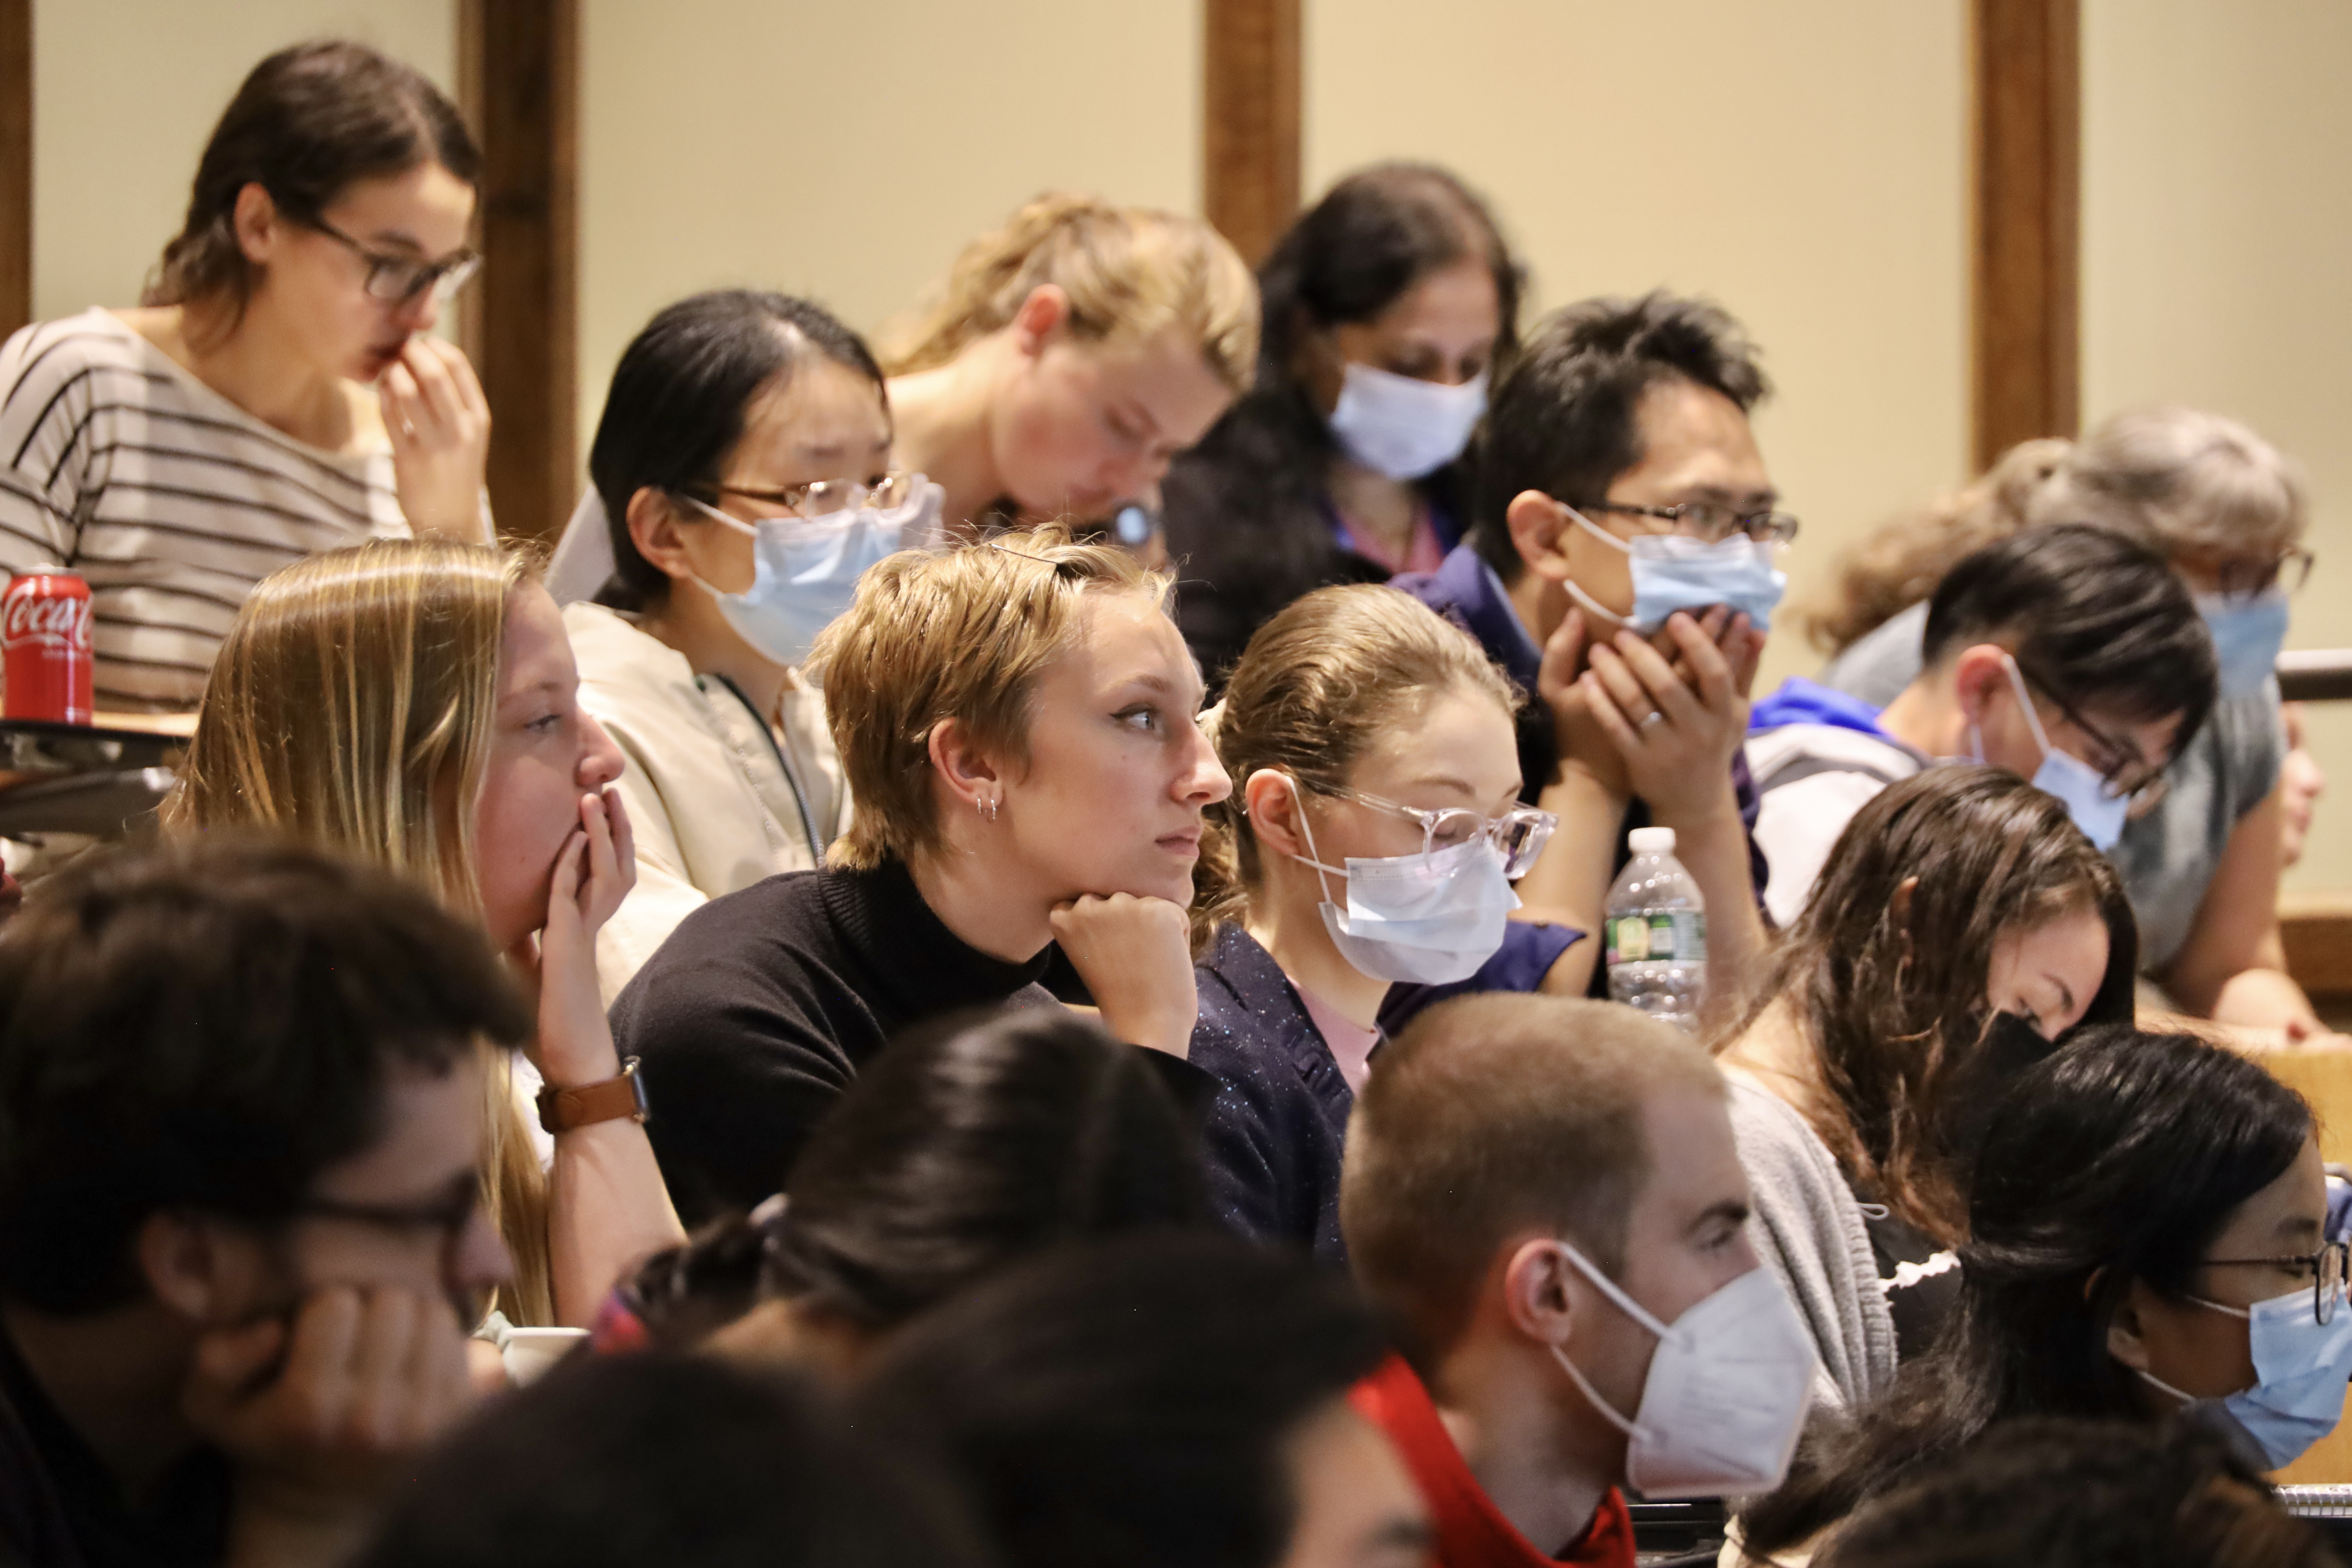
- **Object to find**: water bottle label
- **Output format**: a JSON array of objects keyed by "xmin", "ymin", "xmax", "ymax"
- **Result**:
[{"xmin": 1608, "ymin": 911, "xmax": 1707, "ymax": 967}]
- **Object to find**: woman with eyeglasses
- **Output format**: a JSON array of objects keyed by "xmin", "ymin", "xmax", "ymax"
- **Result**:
[
  {"xmin": 1729, "ymin": 1023, "xmax": 2344, "ymax": 1564},
  {"xmin": 1187, "ymin": 584, "xmax": 1557, "ymax": 1261},
  {"xmin": 878, "ymin": 193, "xmax": 1257, "ymax": 550},
  {"xmin": 1158, "ymin": 164, "xmax": 1522, "ymax": 686},
  {"xmin": 1716, "ymin": 765, "xmax": 2138, "ymax": 1405},
  {"xmin": 553, "ymin": 291, "xmax": 929, "ymax": 999},
  {"xmin": 0, "ymin": 40, "xmax": 491, "ymax": 714},
  {"xmin": 1807, "ymin": 408, "xmax": 2335, "ymax": 1046}
]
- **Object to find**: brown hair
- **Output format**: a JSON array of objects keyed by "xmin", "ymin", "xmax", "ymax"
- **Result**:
[
  {"xmin": 1191, "ymin": 584, "xmax": 1518, "ymax": 951},
  {"xmin": 145, "ymin": 40, "xmax": 480, "ymax": 326},
  {"xmin": 1722, "ymin": 766, "xmax": 2135, "ymax": 1245},
  {"xmin": 1340, "ymin": 993, "xmax": 1724, "ymax": 1356},
  {"xmin": 879, "ymin": 193, "xmax": 1259, "ymax": 395},
  {"xmin": 808, "ymin": 526, "xmax": 1171, "ymax": 871},
  {"xmin": 162, "ymin": 538, "xmax": 554, "ymax": 1324},
  {"xmin": 1803, "ymin": 407, "xmax": 2308, "ymax": 655}
]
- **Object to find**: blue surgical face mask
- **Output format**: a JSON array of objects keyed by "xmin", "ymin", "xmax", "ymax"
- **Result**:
[
  {"xmin": 2138, "ymin": 1283, "xmax": 2352, "ymax": 1470},
  {"xmin": 685, "ymin": 481, "xmax": 941, "ymax": 668},
  {"xmin": 1976, "ymin": 654, "xmax": 2130, "ymax": 851},
  {"xmin": 2197, "ymin": 588, "xmax": 2290, "ymax": 700},
  {"xmin": 1559, "ymin": 505, "xmax": 1787, "ymax": 637}
]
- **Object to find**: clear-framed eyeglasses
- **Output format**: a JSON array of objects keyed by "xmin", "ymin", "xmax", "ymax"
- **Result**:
[
  {"xmin": 1311, "ymin": 784, "xmax": 1557, "ymax": 879},
  {"xmin": 2205, "ymin": 1241, "xmax": 2351, "ymax": 1325},
  {"xmin": 308, "ymin": 215, "xmax": 481, "ymax": 305},
  {"xmin": 1575, "ymin": 499, "xmax": 1801, "ymax": 547},
  {"xmin": 706, "ymin": 471, "xmax": 920, "ymax": 520}
]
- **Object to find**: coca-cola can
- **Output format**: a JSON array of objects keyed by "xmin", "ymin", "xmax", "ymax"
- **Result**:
[{"xmin": 2, "ymin": 571, "xmax": 94, "ymax": 726}]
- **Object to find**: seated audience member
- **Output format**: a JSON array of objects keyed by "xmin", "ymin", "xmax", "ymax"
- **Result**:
[
  {"xmin": 879, "ymin": 194, "xmax": 1256, "ymax": 542},
  {"xmin": 356, "ymin": 1354, "xmax": 986, "ymax": 1568},
  {"xmin": 1162, "ymin": 163, "xmax": 1521, "ymax": 682},
  {"xmin": 857, "ymin": 1233, "xmax": 1430, "ymax": 1568},
  {"xmin": 2284, "ymin": 702, "xmax": 2328, "ymax": 868},
  {"xmin": 1189, "ymin": 584, "xmax": 1559, "ymax": 1259},
  {"xmin": 1720, "ymin": 767, "xmax": 2134, "ymax": 1393},
  {"xmin": 1342, "ymin": 994, "xmax": 1817, "ymax": 1568},
  {"xmin": 612, "ymin": 528, "xmax": 1227, "ymax": 1222},
  {"xmin": 1748, "ymin": 525, "xmax": 2215, "ymax": 925},
  {"xmin": 1397, "ymin": 294, "xmax": 1785, "ymax": 1014},
  {"xmin": 549, "ymin": 292, "xmax": 919, "ymax": 998},
  {"xmin": 0, "ymin": 840, "xmax": 525, "ymax": 1568},
  {"xmin": 607, "ymin": 1010, "xmax": 1206, "ymax": 1367},
  {"xmin": 1811, "ymin": 409, "xmax": 2326, "ymax": 1039},
  {"xmin": 1811, "ymin": 1418, "xmax": 2341, "ymax": 1568},
  {"xmin": 1735, "ymin": 1024, "xmax": 2346, "ymax": 1562},
  {"xmin": 0, "ymin": 41, "xmax": 490, "ymax": 712},
  {"xmin": 165, "ymin": 539, "xmax": 684, "ymax": 1326}
]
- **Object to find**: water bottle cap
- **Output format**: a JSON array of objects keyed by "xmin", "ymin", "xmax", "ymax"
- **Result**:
[{"xmin": 1628, "ymin": 827, "xmax": 1676, "ymax": 856}]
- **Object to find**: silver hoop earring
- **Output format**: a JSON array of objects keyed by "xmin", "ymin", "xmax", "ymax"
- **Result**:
[{"xmin": 979, "ymin": 793, "xmax": 999, "ymax": 822}]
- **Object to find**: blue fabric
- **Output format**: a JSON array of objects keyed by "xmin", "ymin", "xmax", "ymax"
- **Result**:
[
  {"xmin": 1749, "ymin": 675, "xmax": 1890, "ymax": 738},
  {"xmin": 1189, "ymin": 924, "xmax": 1359, "ymax": 1263},
  {"xmin": 1378, "ymin": 918, "xmax": 1585, "ymax": 1034}
]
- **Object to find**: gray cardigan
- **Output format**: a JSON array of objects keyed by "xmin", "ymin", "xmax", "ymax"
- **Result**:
[{"xmin": 1724, "ymin": 1071, "xmax": 1898, "ymax": 1410}]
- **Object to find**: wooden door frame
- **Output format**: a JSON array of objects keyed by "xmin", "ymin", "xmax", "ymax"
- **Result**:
[
  {"xmin": 1202, "ymin": 0, "xmax": 1301, "ymax": 270},
  {"xmin": 1971, "ymin": 0, "xmax": 2079, "ymax": 471}
]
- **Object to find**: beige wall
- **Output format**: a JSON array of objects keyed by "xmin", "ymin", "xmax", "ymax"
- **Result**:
[
  {"xmin": 2080, "ymin": 0, "xmax": 2352, "ymax": 894},
  {"xmin": 576, "ymin": 0, "xmax": 1200, "ymax": 466},
  {"xmin": 29, "ymin": 1, "xmax": 457, "ymax": 322},
  {"xmin": 1305, "ymin": 0, "xmax": 1974, "ymax": 696}
]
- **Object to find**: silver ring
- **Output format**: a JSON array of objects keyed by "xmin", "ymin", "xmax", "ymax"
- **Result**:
[{"xmin": 1640, "ymin": 710, "xmax": 1667, "ymax": 729}]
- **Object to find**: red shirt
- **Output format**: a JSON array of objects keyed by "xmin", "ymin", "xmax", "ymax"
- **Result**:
[{"xmin": 1351, "ymin": 1355, "xmax": 1635, "ymax": 1568}]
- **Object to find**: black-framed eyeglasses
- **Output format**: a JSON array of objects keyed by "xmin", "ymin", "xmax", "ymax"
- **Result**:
[
  {"xmin": 696, "ymin": 471, "xmax": 920, "ymax": 521},
  {"xmin": 1307, "ymin": 783, "xmax": 1557, "ymax": 879},
  {"xmin": 308, "ymin": 216, "xmax": 482, "ymax": 305},
  {"xmin": 1576, "ymin": 499, "xmax": 1801, "ymax": 546},
  {"xmin": 2206, "ymin": 1240, "xmax": 2350, "ymax": 1325},
  {"xmin": 291, "ymin": 1183, "xmax": 483, "ymax": 1267},
  {"xmin": 2014, "ymin": 665, "xmax": 2172, "ymax": 809}
]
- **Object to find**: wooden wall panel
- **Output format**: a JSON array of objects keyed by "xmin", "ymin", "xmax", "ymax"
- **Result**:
[
  {"xmin": 459, "ymin": 0, "xmax": 578, "ymax": 547},
  {"xmin": 1972, "ymin": 0, "xmax": 2079, "ymax": 472},
  {"xmin": 0, "ymin": 0, "xmax": 29, "ymax": 341},
  {"xmin": 1204, "ymin": 0, "xmax": 1301, "ymax": 269}
]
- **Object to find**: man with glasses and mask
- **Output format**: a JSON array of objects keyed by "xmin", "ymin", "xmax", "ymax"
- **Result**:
[
  {"xmin": 1746, "ymin": 524, "xmax": 2216, "ymax": 925},
  {"xmin": 0, "ymin": 839, "xmax": 529, "ymax": 1568},
  {"xmin": 1342, "ymin": 993, "xmax": 1817, "ymax": 1568},
  {"xmin": 1395, "ymin": 292, "xmax": 1788, "ymax": 1022}
]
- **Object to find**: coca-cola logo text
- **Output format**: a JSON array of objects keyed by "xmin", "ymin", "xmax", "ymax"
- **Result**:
[{"xmin": 2, "ymin": 580, "xmax": 92, "ymax": 651}]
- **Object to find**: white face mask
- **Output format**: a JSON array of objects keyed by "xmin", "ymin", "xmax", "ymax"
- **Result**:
[
  {"xmin": 1327, "ymin": 363, "xmax": 1489, "ymax": 481},
  {"xmin": 1972, "ymin": 654, "xmax": 2130, "ymax": 851},
  {"xmin": 1283, "ymin": 776, "xmax": 1516, "ymax": 986},
  {"xmin": 1548, "ymin": 1240, "xmax": 1818, "ymax": 1500}
]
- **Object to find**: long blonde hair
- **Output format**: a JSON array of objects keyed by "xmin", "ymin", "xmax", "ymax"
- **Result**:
[
  {"xmin": 880, "ymin": 192, "xmax": 1260, "ymax": 395},
  {"xmin": 1802, "ymin": 407, "xmax": 2307, "ymax": 655},
  {"xmin": 1191, "ymin": 585, "xmax": 1519, "ymax": 952},
  {"xmin": 163, "ymin": 538, "xmax": 556, "ymax": 1324}
]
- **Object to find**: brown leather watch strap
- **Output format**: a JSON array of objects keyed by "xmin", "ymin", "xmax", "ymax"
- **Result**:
[{"xmin": 537, "ymin": 1056, "xmax": 650, "ymax": 1134}]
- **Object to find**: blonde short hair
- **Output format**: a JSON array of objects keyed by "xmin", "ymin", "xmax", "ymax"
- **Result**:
[
  {"xmin": 880, "ymin": 192, "xmax": 1259, "ymax": 395},
  {"xmin": 812, "ymin": 527, "xmax": 1172, "ymax": 871},
  {"xmin": 163, "ymin": 537, "xmax": 556, "ymax": 1326}
]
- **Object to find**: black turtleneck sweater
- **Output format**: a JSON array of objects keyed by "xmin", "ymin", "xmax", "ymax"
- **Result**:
[{"xmin": 611, "ymin": 859, "xmax": 1058, "ymax": 1224}]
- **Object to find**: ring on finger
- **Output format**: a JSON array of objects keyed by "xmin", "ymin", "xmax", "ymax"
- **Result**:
[{"xmin": 1639, "ymin": 709, "xmax": 1667, "ymax": 729}]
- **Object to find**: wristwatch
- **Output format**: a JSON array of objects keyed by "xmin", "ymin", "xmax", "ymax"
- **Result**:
[{"xmin": 537, "ymin": 1056, "xmax": 651, "ymax": 1134}]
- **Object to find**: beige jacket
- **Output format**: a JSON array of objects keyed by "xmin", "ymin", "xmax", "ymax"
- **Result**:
[{"xmin": 564, "ymin": 602, "xmax": 848, "ymax": 1004}]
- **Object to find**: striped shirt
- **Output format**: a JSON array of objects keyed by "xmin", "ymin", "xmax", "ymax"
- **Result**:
[{"xmin": 0, "ymin": 308, "xmax": 410, "ymax": 709}]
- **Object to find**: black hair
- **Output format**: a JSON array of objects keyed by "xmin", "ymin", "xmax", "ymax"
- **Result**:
[
  {"xmin": 621, "ymin": 1009, "xmax": 1208, "ymax": 1341},
  {"xmin": 146, "ymin": 40, "xmax": 480, "ymax": 320},
  {"xmin": 0, "ymin": 836, "xmax": 532, "ymax": 1315},
  {"xmin": 586, "ymin": 289, "xmax": 888, "ymax": 612},
  {"xmin": 855, "ymin": 1233, "xmax": 1392, "ymax": 1568},
  {"xmin": 1818, "ymin": 1416, "xmax": 2338, "ymax": 1568},
  {"xmin": 1162, "ymin": 163, "xmax": 1522, "ymax": 685},
  {"xmin": 355, "ymin": 1353, "xmax": 992, "ymax": 1568},
  {"xmin": 1471, "ymin": 291, "xmax": 1770, "ymax": 584},
  {"xmin": 1741, "ymin": 1025, "xmax": 2313, "ymax": 1554},
  {"xmin": 1920, "ymin": 521, "xmax": 2219, "ymax": 764}
]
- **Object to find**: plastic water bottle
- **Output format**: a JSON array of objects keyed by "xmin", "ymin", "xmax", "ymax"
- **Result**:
[{"xmin": 1605, "ymin": 826, "xmax": 1707, "ymax": 1032}]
